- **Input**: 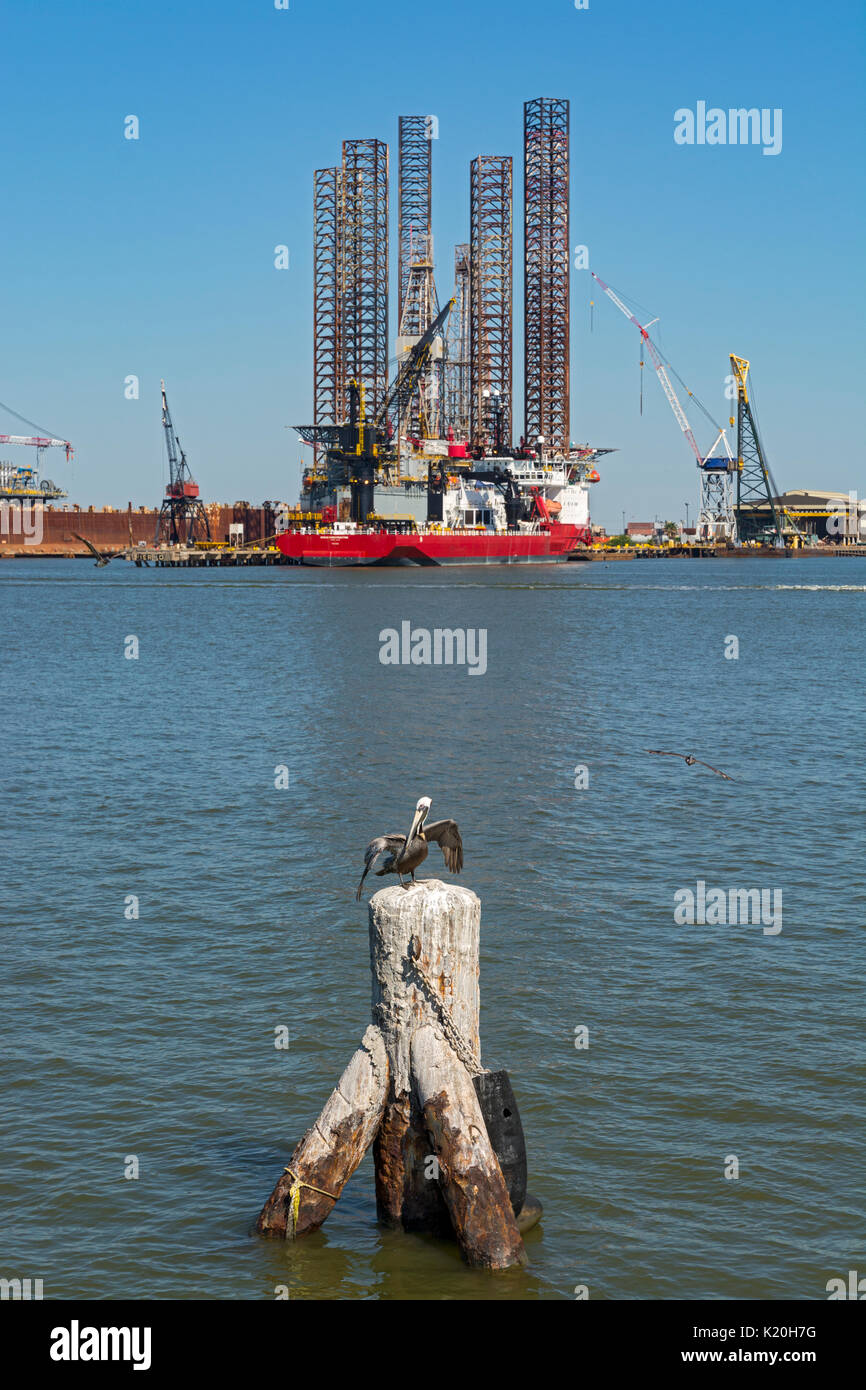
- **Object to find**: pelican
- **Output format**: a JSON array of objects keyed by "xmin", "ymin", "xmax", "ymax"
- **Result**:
[
  {"xmin": 72, "ymin": 533, "xmax": 122, "ymax": 567},
  {"xmin": 356, "ymin": 796, "xmax": 463, "ymax": 900},
  {"xmin": 647, "ymin": 749, "xmax": 734, "ymax": 780}
]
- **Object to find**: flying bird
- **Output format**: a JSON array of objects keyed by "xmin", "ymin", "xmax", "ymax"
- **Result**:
[
  {"xmin": 646, "ymin": 749, "xmax": 734, "ymax": 780},
  {"xmin": 356, "ymin": 796, "xmax": 463, "ymax": 899},
  {"xmin": 73, "ymin": 533, "xmax": 122, "ymax": 567}
]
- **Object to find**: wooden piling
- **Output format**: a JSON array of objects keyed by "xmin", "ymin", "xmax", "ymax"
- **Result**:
[
  {"xmin": 256, "ymin": 1026, "xmax": 388, "ymax": 1239},
  {"xmin": 257, "ymin": 880, "xmax": 527, "ymax": 1269},
  {"xmin": 412, "ymin": 1024, "xmax": 526, "ymax": 1268}
]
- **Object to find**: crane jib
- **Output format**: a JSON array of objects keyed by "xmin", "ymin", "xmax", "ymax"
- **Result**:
[{"xmin": 0, "ymin": 435, "xmax": 70, "ymax": 449}]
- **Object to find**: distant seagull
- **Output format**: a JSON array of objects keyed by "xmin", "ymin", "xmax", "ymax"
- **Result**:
[
  {"xmin": 647, "ymin": 750, "xmax": 734, "ymax": 780},
  {"xmin": 356, "ymin": 795, "xmax": 463, "ymax": 899},
  {"xmin": 72, "ymin": 533, "xmax": 121, "ymax": 568}
]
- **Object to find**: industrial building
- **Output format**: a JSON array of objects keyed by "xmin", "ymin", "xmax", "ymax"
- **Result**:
[{"xmin": 738, "ymin": 489, "xmax": 865, "ymax": 544}]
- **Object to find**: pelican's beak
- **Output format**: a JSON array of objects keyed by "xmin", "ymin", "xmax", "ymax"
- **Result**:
[{"xmin": 408, "ymin": 807, "xmax": 425, "ymax": 841}]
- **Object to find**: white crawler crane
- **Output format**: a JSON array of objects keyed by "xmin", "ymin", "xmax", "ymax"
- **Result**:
[{"xmin": 592, "ymin": 271, "xmax": 737, "ymax": 542}]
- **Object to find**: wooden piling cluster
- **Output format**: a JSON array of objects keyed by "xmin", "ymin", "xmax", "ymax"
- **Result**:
[{"xmin": 257, "ymin": 881, "xmax": 528, "ymax": 1270}]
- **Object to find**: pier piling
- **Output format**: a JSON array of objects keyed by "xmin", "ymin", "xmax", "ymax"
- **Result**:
[{"xmin": 256, "ymin": 880, "xmax": 527, "ymax": 1270}]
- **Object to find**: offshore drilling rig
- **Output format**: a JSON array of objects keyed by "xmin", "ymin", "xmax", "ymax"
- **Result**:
[{"xmin": 294, "ymin": 99, "xmax": 608, "ymax": 535}]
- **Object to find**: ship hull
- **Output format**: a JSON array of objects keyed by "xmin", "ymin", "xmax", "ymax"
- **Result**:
[{"xmin": 276, "ymin": 526, "xmax": 589, "ymax": 567}]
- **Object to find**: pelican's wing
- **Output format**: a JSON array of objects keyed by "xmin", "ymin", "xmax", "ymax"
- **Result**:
[
  {"xmin": 646, "ymin": 749, "xmax": 684, "ymax": 758},
  {"xmin": 73, "ymin": 532, "xmax": 102, "ymax": 561},
  {"xmin": 363, "ymin": 833, "xmax": 405, "ymax": 868},
  {"xmin": 692, "ymin": 759, "xmax": 734, "ymax": 780},
  {"xmin": 424, "ymin": 819, "xmax": 463, "ymax": 873},
  {"xmin": 356, "ymin": 833, "xmax": 405, "ymax": 901}
]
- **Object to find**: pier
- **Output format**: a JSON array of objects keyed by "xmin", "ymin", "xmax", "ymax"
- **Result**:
[
  {"xmin": 572, "ymin": 543, "xmax": 866, "ymax": 561},
  {"xmin": 135, "ymin": 545, "xmax": 288, "ymax": 568},
  {"xmin": 3, "ymin": 536, "xmax": 865, "ymax": 563}
]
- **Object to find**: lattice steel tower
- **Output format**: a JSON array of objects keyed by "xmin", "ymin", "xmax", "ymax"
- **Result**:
[
  {"xmin": 730, "ymin": 354, "xmax": 782, "ymax": 544},
  {"xmin": 444, "ymin": 244, "xmax": 471, "ymax": 441},
  {"xmin": 313, "ymin": 167, "xmax": 343, "ymax": 460},
  {"xmin": 397, "ymin": 117, "xmax": 442, "ymax": 438},
  {"xmin": 341, "ymin": 138, "xmax": 389, "ymax": 419},
  {"xmin": 470, "ymin": 155, "xmax": 513, "ymax": 450},
  {"xmin": 398, "ymin": 117, "xmax": 433, "ymax": 321},
  {"xmin": 524, "ymin": 98, "xmax": 570, "ymax": 455}
]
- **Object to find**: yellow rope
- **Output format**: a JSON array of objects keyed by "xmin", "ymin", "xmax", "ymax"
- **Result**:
[{"xmin": 283, "ymin": 1167, "xmax": 338, "ymax": 1237}]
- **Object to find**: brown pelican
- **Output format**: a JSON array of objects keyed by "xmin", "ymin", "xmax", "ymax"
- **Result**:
[
  {"xmin": 72, "ymin": 533, "xmax": 122, "ymax": 567},
  {"xmin": 647, "ymin": 749, "xmax": 734, "ymax": 780},
  {"xmin": 356, "ymin": 796, "xmax": 463, "ymax": 899}
]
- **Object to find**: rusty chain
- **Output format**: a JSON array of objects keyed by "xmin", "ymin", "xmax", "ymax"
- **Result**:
[{"xmin": 408, "ymin": 938, "xmax": 487, "ymax": 1078}]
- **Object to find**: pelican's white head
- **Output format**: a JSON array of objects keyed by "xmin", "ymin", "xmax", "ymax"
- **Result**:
[{"xmin": 409, "ymin": 796, "xmax": 432, "ymax": 840}]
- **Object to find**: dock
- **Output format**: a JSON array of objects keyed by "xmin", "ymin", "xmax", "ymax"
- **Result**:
[
  {"xmin": 571, "ymin": 544, "xmax": 866, "ymax": 561},
  {"xmin": 3, "ymin": 538, "xmax": 865, "ymax": 564},
  {"xmin": 131, "ymin": 545, "xmax": 289, "ymax": 568}
]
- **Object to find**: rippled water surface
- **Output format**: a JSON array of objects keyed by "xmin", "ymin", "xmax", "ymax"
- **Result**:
[{"xmin": 2, "ymin": 556, "xmax": 864, "ymax": 1300}]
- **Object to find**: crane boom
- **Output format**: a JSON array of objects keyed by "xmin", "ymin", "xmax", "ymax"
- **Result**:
[
  {"xmin": 160, "ymin": 380, "xmax": 184, "ymax": 481},
  {"xmin": 728, "ymin": 354, "xmax": 782, "ymax": 545},
  {"xmin": 591, "ymin": 272, "xmax": 704, "ymax": 465},
  {"xmin": 374, "ymin": 297, "xmax": 453, "ymax": 431},
  {"xmin": 293, "ymin": 299, "xmax": 454, "ymax": 454},
  {"xmin": 0, "ymin": 434, "xmax": 73, "ymax": 459}
]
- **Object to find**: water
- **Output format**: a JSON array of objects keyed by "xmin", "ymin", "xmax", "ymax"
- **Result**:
[{"xmin": 1, "ymin": 556, "xmax": 863, "ymax": 1300}]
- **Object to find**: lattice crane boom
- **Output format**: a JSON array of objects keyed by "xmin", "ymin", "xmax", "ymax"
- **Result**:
[
  {"xmin": 0, "ymin": 434, "xmax": 73, "ymax": 460},
  {"xmin": 592, "ymin": 271, "xmax": 739, "ymax": 542},
  {"xmin": 591, "ymin": 272, "xmax": 704, "ymax": 465},
  {"xmin": 375, "ymin": 298, "xmax": 453, "ymax": 433},
  {"xmin": 160, "ymin": 380, "xmax": 185, "ymax": 486},
  {"xmin": 728, "ymin": 354, "xmax": 782, "ymax": 545}
]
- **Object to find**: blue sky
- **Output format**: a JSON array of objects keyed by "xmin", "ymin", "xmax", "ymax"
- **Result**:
[{"xmin": 1, "ymin": 0, "xmax": 863, "ymax": 528}]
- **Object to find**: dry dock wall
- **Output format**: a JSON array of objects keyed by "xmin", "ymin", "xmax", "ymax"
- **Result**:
[{"xmin": 0, "ymin": 503, "xmax": 279, "ymax": 555}]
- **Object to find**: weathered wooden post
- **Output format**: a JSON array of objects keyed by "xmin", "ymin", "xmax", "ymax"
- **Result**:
[{"xmin": 257, "ymin": 880, "xmax": 527, "ymax": 1270}]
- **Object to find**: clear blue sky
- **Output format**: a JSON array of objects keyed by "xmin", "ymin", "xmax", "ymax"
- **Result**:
[{"xmin": 1, "ymin": 0, "xmax": 863, "ymax": 529}]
